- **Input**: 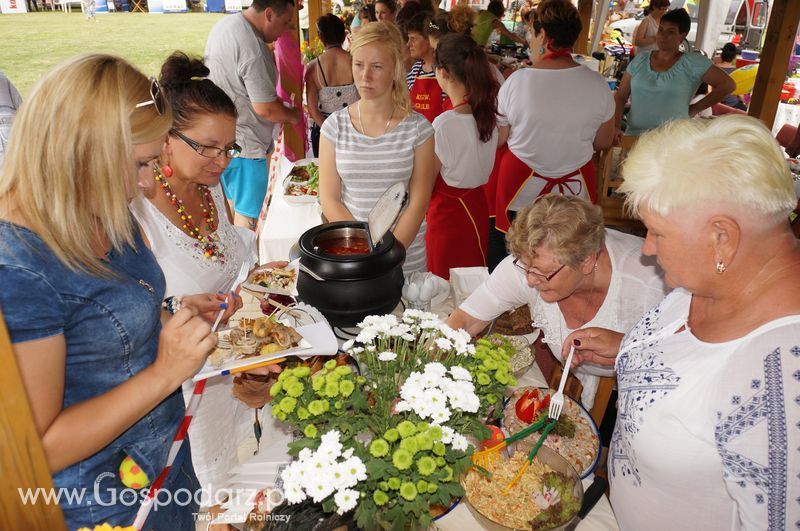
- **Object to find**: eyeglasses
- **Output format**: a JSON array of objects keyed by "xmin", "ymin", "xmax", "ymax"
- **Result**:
[
  {"xmin": 135, "ymin": 78, "xmax": 165, "ymax": 115},
  {"xmin": 170, "ymin": 129, "xmax": 241, "ymax": 159},
  {"xmin": 512, "ymin": 258, "xmax": 567, "ymax": 282}
]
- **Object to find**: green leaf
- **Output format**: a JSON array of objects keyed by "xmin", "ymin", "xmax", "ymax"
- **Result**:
[{"xmin": 286, "ymin": 437, "xmax": 317, "ymax": 456}]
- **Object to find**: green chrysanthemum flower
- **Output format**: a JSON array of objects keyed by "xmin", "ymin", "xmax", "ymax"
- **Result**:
[
  {"xmin": 435, "ymin": 456, "xmax": 446, "ymax": 467},
  {"xmin": 283, "ymin": 375, "xmax": 299, "ymax": 387},
  {"xmin": 427, "ymin": 482, "xmax": 439, "ymax": 494},
  {"xmin": 271, "ymin": 404, "xmax": 281, "ymax": 418},
  {"xmin": 369, "ymin": 438, "xmax": 390, "ymax": 458},
  {"xmin": 269, "ymin": 381, "xmax": 283, "ymax": 397},
  {"xmin": 324, "ymin": 359, "xmax": 338, "ymax": 370},
  {"xmin": 476, "ymin": 373, "xmax": 492, "ymax": 386},
  {"xmin": 416, "ymin": 456, "xmax": 437, "ymax": 476},
  {"xmin": 303, "ymin": 424, "xmax": 318, "ymax": 438},
  {"xmin": 373, "ymin": 490, "xmax": 389, "ymax": 506},
  {"xmin": 335, "ymin": 365, "xmax": 352, "ymax": 376},
  {"xmin": 495, "ymin": 370, "xmax": 510, "ymax": 385},
  {"xmin": 276, "ymin": 411, "xmax": 287, "ymax": 422},
  {"xmin": 339, "ymin": 380, "xmax": 355, "ymax": 397},
  {"xmin": 294, "ymin": 366, "xmax": 311, "ymax": 377},
  {"xmin": 297, "ymin": 407, "xmax": 310, "ymax": 421},
  {"xmin": 399, "ymin": 482, "xmax": 417, "ymax": 501},
  {"xmin": 416, "ymin": 480, "xmax": 428, "ymax": 493},
  {"xmin": 278, "ymin": 396, "xmax": 297, "ymax": 414},
  {"xmin": 277, "ymin": 371, "xmax": 289, "ymax": 382},
  {"xmin": 416, "ymin": 422, "xmax": 430, "ymax": 432},
  {"xmin": 324, "ymin": 381, "xmax": 339, "ymax": 397},
  {"xmin": 378, "ymin": 481, "xmax": 389, "ymax": 491},
  {"xmin": 286, "ymin": 382, "xmax": 304, "ymax": 398},
  {"xmin": 483, "ymin": 358, "xmax": 498, "ymax": 371},
  {"xmin": 308, "ymin": 400, "xmax": 326, "ymax": 416},
  {"xmin": 441, "ymin": 465, "xmax": 454, "ymax": 482},
  {"xmin": 415, "ymin": 433, "xmax": 433, "ymax": 451},
  {"xmin": 387, "ymin": 477, "xmax": 401, "ymax": 490},
  {"xmin": 432, "ymin": 442, "xmax": 446, "ymax": 456},
  {"xmin": 325, "ymin": 371, "xmax": 340, "ymax": 383},
  {"xmin": 399, "ymin": 437, "xmax": 419, "ymax": 455},
  {"xmin": 356, "ymin": 375, "xmax": 367, "ymax": 384},
  {"xmin": 311, "ymin": 375, "xmax": 325, "ymax": 392},
  {"xmin": 428, "ymin": 425, "xmax": 443, "ymax": 441},
  {"xmin": 397, "ymin": 420, "xmax": 417, "ymax": 439},
  {"xmin": 485, "ymin": 394, "xmax": 497, "ymax": 404},
  {"xmin": 334, "ymin": 400, "xmax": 343, "ymax": 409},
  {"xmin": 384, "ymin": 428, "xmax": 400, "ymax": 443},
  {"xmin": 392, "ymin": 449, "xmax": 413, "ymax": 470}
]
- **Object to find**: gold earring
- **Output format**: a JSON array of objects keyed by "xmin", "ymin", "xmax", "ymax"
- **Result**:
[{"xmin": 716, "ymin": 261, "xmax": 727, "ymax": 274}]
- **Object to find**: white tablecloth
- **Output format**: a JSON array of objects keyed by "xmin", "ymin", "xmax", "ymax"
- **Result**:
[{"xmin": 258, "ymin": 156, "xmax": 323, "ymax": 264}]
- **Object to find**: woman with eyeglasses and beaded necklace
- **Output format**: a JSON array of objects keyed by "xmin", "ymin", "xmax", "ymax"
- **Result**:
[
  {"xmin": 130, "ymin": 52, "xmax": 284, "ymax": 501},
  {"xmin": 447, "ymin": 194, "xmax": 667, "ymax": 409},
  {"xmin": 0, "ymin": 53, "xmax": 219, "ymax": 529}
]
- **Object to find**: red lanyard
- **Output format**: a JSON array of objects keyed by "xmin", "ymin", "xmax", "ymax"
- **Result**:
[
  {"xmin": 452, "ymin": 97, "xmax": 470, "ymax": 110},
  {"xmin": 541, "ymin": 46, "xmax": 573, "ymax": 61}
]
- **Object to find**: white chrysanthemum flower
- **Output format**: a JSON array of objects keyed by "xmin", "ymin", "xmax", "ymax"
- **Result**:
[
  {"xmin": 419, "ymin": 319, "xmax": 441, "ymax": 330},
  {"xmin": 283, "ymin": 480, "xmax": 306, "ymax": 504},
  {"xmin": 422, "ymin": 387, "xmax": 448, "ymax": 410},
  {"xmin": 340, "ymin": 456, "xmax": 368, "ymax": 484},
  {"xmin": 423, "ymin": 362, "xmax": 447, "ymax": 377},
  {"xmin": 342, "ymin": 339, "xmax": 355, "ymax": 351},
  {"xmin": 378, "ymin": 351, "xmax": 397, "ymax": 361},
  {"xmin": 439, "ymin": 426, "xmax": 455, "ymax": 444},
  {"xmin": 451, "ymin": 433, "xmax": 469, "ymax": 452},
  {"xmin": 430, "ymin": 407, "xmax": 452, "ymax": 425},
  {"xmin": 395, "ymin": 401, "xmax": 412, "ymax": 412},
  {"xmin": 342, "ymin": 447, "xmax": 354, "ymax": 459},
  {"xmin": 334, "ymin": 488, "xmax": 360, "ymax": 515},
  {"xmin": 307, "ymin": 475, "xmax": 335, "ymax": 503},
  {"xmin": 435, "ymin": 337, "xmax": 454, "ymax": 350},
  {"xmin": 449, "ymin": 366, "xmax": 472, "ymax": 381},
  {"xmin": 298, "ymin": 448, "xmax": 313, "ymax": 461}
]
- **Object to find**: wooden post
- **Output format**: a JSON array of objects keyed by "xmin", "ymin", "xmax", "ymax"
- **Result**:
[
  {"xmin": 308, "ymin": 0, "xmax": 322, "ymax": 42},
  {"xmin": 576, "ymin": 0, "xmax": 593, "ymax": 55},
  {"xmin": 747, "ymin": 0, "xmax": 800, "ymax": 128},
  {"xmin": 0, "ymin": 311, "xmax": 66, "ymax": 531}
]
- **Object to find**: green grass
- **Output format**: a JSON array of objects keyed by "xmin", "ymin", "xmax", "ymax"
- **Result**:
[{"xmin": 0, "ymin": 12, "xmax": 226, "ymax": 96}]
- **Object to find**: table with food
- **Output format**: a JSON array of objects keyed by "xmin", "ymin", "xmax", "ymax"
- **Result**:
[{"xmin": 201, "ymin": 257, "xmax": 617, "ymax": 531}]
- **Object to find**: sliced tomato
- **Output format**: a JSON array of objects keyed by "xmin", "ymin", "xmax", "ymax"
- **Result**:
[
  {"xmin": 480, "ymin": 425, "xmax": 505, "ymax": 449},
  {"xmin": 515, "ymin": 388, "xmax": 540, "ymax": 424}
]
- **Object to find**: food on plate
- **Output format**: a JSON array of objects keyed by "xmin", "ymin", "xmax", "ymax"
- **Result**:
[
  {"xmin": 492, "ymin": 305, "xmax": 534, "ymax": 335},
  {"xmin": 317, "ymin": 236, "xmax": 370, "ymax": 256},
  {"xmin": 287, "ymin": 162, "xmax": 320, "ymax": 195},
  {"xmin": 209, "ymin": 318, "xmax": 303, "ymax": 368},
  {"xmin": 504, "ymin": 387, "xmax": 598, "ymax": 475},
  {"xmin": 250, "ymin": 267, "xmax": 297, "ymax": 291},
  {"xmin": 239, "ymin": 318, "xmax": 256, "ymax": 334},
  {"xmin": 464, "ymin": 451, "xmax": 579, "ymax": 529}
]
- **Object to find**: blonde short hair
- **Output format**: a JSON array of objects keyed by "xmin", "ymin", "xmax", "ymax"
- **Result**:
[
  {"xmin": 350, "ymin": 22, "xmax": 412, "ymax": 116},
  {"xmin": 507, "ymin": 194, "xmax": 605, "ymax": 266},
  {"xmin": 0, "ymin": 54, "xmax": 172, "ymax": 275},
  {"xmin": 620, "ymin": 116, "xmax": 796, "ymax": 219}
]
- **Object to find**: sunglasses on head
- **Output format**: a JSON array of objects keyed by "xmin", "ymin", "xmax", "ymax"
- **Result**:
[{"xmin": 135, "ymin": 78, "xmax": 165, "ymax": 115}]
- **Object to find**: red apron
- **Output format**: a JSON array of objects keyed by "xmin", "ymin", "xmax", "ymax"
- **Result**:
[
  {"xmin": 488, "ymin": 147, "xmax": 597, "ymax": 232},
  {"xmin": 426, "ymin": 175, "xmax": 489, "ymax": 280},
  {"xmin": 410, "ymin": 76, "xmax": 445, "ymax": 123}
]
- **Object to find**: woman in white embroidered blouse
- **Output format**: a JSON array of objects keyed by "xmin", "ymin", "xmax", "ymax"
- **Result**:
[
  {"xmin": 447, "ymin": 194, "xmax": 667, "ymax": 408},
  {"xmin": 130, "ymin": 53, "xmax": 281, "ymax": 501},
  {"xmin": 565, "ymin": 116, "xmax": 800, "ymax": 530}
]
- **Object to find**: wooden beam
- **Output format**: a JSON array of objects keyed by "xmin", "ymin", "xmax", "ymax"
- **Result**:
[
  {"xmin": 747, "ymin": 0, "xmax": 800, "ymax": 128},
  {"xmin": 576, "ymin": 0, "xmax": 593, "ymax": 55},
  {"xmin": 0, "ymin": 311, "xmax": 66, "ymax": 531},
  {"xmin": 307, "ymin": 0, "xmax": 321, "ymax": 42}
]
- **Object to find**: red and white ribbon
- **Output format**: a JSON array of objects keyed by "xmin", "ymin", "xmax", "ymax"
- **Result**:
[{"xmin": 131, "ymin": 379, "xmax": 206, "ymax": 529}]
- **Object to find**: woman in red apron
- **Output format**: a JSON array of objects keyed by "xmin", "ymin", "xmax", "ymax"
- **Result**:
[
  {"xmin": 486, "ymin": 1, "xmax": 616, "ymax": 270},
  {"xmin": 404, "ymin": 13, "xmax": 447, "ymax": 123},
  {"xmin": 426, "ymin": 34, "xmax": 501, "ymax": 279}
]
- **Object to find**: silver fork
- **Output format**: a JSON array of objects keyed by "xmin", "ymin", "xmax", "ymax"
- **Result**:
[{"xmin": 548, "ymin": 346, "xmax": 575, "ymax": 420}]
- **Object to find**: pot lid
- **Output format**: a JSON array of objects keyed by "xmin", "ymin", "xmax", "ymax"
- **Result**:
[{"xmin": 368, "ymin": 182, "xmax": 406, "ymax": 248}]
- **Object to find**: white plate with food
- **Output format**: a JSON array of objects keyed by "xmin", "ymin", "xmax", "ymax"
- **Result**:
[
  {"xmin": 193, "ymin": 320, "xmax": 337, "ymax": 381},
  {"xmin": 242, "ymin": 259, "xmax": 299, "ymax": 296},
  {"xmin": 283, "ymin": 158, "xmax": 319, "ymax": 204},
  {"xmin": 502, "ymin": 387, "xmax": 601, "ymax": 479}
]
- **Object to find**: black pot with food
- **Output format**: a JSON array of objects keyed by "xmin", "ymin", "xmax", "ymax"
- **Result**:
[{"xmin": 292, "ymin": 221, "xmax": 405, "ymax": 327}]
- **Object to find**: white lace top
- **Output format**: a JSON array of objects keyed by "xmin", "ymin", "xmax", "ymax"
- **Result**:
[
  {"xmin": 460, "ymin": 229, "xmax": 668, "ymax": 407},
  {"xmin": 130, "ymin": 184, "xmax": 257, "ymax": 298},
  {"xmin": 610, "ymin": 288, "xmax": 800, "ymax": 530}
]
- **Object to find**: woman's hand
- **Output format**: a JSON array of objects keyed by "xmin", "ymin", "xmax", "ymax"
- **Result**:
[
  {"xmin": 155, "ymin": 307, "xmax": 217, "ymax": 388},
  {"xmin": 561, "ymin": 327, "xmax": 624, "ymax": 369},
  {"xmin": 182, "ymin": 293, "xmax": 239, "ymax": 324}
]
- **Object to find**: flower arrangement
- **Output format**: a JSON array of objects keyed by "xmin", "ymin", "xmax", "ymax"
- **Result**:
[
  {"xmin": 270, "ymin": 309, "xmax": 517, "ymax": 530},
  {"xmin": 301, "ymin": 38, "xmax": 325, "ymax": 64}
]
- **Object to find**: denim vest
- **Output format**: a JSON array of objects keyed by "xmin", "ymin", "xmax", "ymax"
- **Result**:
[{"xmin": 0, "ymin": 220, "xmax": 197, "ymax": 529}]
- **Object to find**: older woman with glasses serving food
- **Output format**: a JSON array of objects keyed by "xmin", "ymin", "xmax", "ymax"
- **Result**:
[
  {"xmin": 447, "ymin": 194, "xmax": 667, "ymax": 408},
  {"xmin": 563, "ymin": 116, "xmax": 800, "ymax": 530}
]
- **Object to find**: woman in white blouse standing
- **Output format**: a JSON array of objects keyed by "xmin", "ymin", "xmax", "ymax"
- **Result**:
[
  {"xmin": 319, "ymin": 22, "xmax": 436, "ymax": 274},
  {"xmin": 130, "ymin": 52, "xmax": 281, "ymax": 501},
  {"xmin": 447, "ymin": 194, "xmax": 667, "ymax": 408},
  {"xmin": 565, "ymin": 116, "xmax": 800, "ymax": 530}
]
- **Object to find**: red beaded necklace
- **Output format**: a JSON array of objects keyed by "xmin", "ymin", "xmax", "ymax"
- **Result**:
[{"xmin": 154, "ymin": 169, "xmax": 225, "ymax": 263}]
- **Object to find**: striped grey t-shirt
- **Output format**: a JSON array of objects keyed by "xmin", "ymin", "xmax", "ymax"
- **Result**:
[{"xmin": 321, "ymin": 107, "xmax": 434, "ymax": 273}]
